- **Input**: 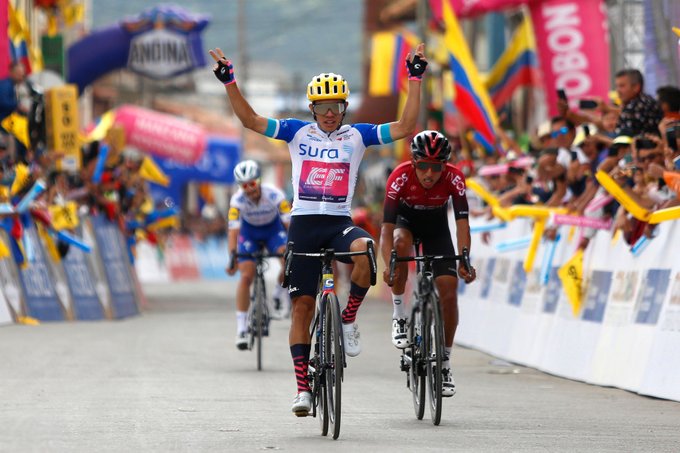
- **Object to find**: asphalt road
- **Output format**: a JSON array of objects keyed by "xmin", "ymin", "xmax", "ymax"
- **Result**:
[{"xmin": 1, "ymin": 281, "xmax": 679, "ymax": 452}]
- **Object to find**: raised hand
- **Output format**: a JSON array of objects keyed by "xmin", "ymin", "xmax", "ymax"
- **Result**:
[
  {"xmin": 208, "ymin": 48, "xmax": 235, "ymax": 85},
  {"xmin": 405, "ymin": 43, "xmax": 428, "ymax": 81}
]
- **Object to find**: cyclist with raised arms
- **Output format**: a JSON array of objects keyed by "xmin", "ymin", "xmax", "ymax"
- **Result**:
[
  {"xmin": 380, "ymin": 130, "xmax": 476, "ymax": 397},
  {"xmin": 209, "ymin": 43, "xmax": 427, "ymax": 417},
  {"xmin": 227, "ymin": 160, "xmax": 291, "ymax": 349}
]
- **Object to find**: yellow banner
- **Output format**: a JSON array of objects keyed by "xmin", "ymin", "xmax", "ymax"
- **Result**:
[
  {"xmin": 45, "ymin": 84, "xmax": 81, "ymax": 171},
  {"xmin": 48, "ymin": 202, "xmax": 79, "ymax": 231},
  {"xmin": 558, "ymin": 249, "xmax": 584, "ymax": 316}
]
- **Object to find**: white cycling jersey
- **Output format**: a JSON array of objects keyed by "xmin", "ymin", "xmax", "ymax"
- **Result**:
[
  {"xmin": 228, "ymin": 183, "xmax": 291, "ymax": 229},
  {"xmin": 264, "ymin": 118, "xmax": 393, "ymax": 216}
]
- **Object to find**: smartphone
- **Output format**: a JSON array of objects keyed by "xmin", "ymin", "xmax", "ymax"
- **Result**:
[
  {"xmin": 636, "ymin": 138, "xmax": 656, "ymax": 150},
  {"xmin": 583, "ymin": 125, "xmax": 591, "ymax": 137},
  {"xmin": 557, "ymin": 89, "xmax": 568, "ymax": 102},
  {"xmin": 579, "ymin": 99, "xmax": 598, "ymax": 109},
  {"xmin": 666, "ymin": 127, "xmax": 678, "ymax": 152}
]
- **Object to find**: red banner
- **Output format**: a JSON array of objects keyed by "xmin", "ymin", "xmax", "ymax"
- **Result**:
[
  {"xmin": 0, "ymin": 0, "xmax": 9, "ymax": 79},
  {"xmin": 530, "ymin": 0, "xmax": 611, "ymax": 116},
  {"xmin": 114, "ymin": 105, "xmax": 207, "ymax": 164}
]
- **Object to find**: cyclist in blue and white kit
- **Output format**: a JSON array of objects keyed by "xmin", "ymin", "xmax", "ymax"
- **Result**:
[
  {"xmin": 228, "ymin": 160, "xmax": 291, "ymax": 350},
  {"xmin": 210, "ymin": 44, "xmax": 427, "ymax": 417}
]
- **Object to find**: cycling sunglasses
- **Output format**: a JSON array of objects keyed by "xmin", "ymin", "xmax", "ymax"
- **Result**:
[
  {"xmin": 240, "ymin": 180, "xmax": 258, "ymax": 189},
  {"xmin": 312, "ymin": 102, "xmax": 346, "ymax": 115},
  {"xmin": 414, "ymin": 161, "xmax": 444, "ymax": 172},
  {"xmin": 550, "ymin": 126, "xmax": 569, "ymax": 138}
]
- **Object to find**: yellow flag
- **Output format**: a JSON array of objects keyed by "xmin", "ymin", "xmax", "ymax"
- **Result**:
[
  {"xmin": 49, "ymin": 202, "xmax": 79, "ymax": 231},
  {"xmin": 139, "ymin": 157, "xmax": 170, "ymax": 187},
  {"xmin": 37, "ymin": 223, "xmax": 60, "ymax": 263},
  {"xmin": 558, "ymin": 249, "xmax": 584, "ymax": 316},
  {"xmin": 1, "ymin": 113, "xmax": 30, "ymax": 148},
  {"xmin": 11, "ymin": 163, "xmax": 30, "ymax": 195},
  {"xmin": 0, "ymin": 236, "xmax": 10, "ymax": 259},
  {"xmin": 63, "ymin": 4, "xmax": 84, "ymax": 27}
]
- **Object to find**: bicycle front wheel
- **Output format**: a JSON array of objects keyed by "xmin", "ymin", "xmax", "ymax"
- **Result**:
[
  {"xmin": 426, "ymin": 293, "xmax": 444, "ymax": 425},
  {"xmin": 323, "ymin": 293, "xmax": 343, "ymax": 439},
  {"xmin": 253, "ymin": 274, "xmax": 267, "ymax": 371},
  {"xmin": 409, "ymin": 300, "xmax": 426, "ymax": 420}
]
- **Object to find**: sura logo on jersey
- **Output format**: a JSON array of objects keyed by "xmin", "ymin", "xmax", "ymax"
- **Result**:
[
  {"xmin": 299, "ymin": 143, "xmax": 340, "ymax": 158},
  {"xmin": 299, "ymin": 161, "xmax": 350, "ymax": 203}
]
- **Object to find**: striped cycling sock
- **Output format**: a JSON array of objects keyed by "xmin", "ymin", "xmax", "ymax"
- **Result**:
[
  {"xmin": 341, "ymin": 282, "xmax": 369, "ymax": 324},
  {"xmin": 291, "ymin": 343, "xmax": 311, "ymax": 393}
]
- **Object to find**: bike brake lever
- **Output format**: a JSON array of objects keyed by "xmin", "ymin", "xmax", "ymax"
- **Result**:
[
  {"xmin": 367, "ymin": 240, "xmax": 377, "ymax": 286},
  {"xmin": 462, "ymin": 247, "xmax": 472, "ymax": 274}
]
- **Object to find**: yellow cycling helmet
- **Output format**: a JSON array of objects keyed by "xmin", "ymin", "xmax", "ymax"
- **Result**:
[{"xmin": 307, "ymin": 73, "xmax": 349, "ymax": 102}]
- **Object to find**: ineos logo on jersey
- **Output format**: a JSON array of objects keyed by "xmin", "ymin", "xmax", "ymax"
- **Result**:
[
  {"xmin": 306, "ymin": 167, "xmax": 346, "ymax": 186},
  {"xmin": 299, "ymin": 143, "xmax": 339, "ymax": 158},
  {"xmin": 452, "ymin": 175, "xmax": 466, "ymax": 196},
  {"xmin": 386, "ymin": 173, "xmax": 408, "ymax": 200}
]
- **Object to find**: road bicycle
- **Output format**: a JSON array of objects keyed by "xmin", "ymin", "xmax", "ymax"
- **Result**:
[
  {"xmin": 231, "ymin": 243, "xmax": 283, "ymax": 371},
  {"xmin": 283, "ymin": 240, "xmax": 377, "ymax": 440},
  {"xmin": 389, "ymin": 239, "xmax": 470, "ymax": 425}
]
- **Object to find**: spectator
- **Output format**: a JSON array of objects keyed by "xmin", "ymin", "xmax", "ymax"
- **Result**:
[{"xmin": 612, "ymin": 69, "xmax": 663, "ymax": 136}]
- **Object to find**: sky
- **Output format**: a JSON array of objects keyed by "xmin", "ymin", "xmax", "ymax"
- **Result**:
[{"xmin": 91, "ymin": 0, "xmax": 365, "ymax": 91}]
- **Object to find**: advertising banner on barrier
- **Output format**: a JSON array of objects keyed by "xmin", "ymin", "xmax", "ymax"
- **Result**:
[
  {"xmin": 90, "ymin": 214, "xmax": 139, "ymax": 318},
  {"xmin": 19, "ymin": 222, "xmax": 65, "ymax": 321},
  {"xmin": 165, "ymin": 235, "xmax": 200, "ymax": 280},
  {"xmin": 61, "ymin": 225, "xmax": 106, "ymax": 320},
  {"xmin": 0, "ymin": 230, "xmax": 23, "ymax": 321},
  {"xmin": 530, "ymin": 0, "xmax": 611, "ymax": 116}
]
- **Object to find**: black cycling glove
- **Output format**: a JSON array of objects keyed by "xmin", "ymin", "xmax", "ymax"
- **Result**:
[
  {"xmin": 214, "ymin": 59, "xmax": 235, "ymax": 85},
  {"xmin": 405, "ymin": 54, "xmax": 427, "ymax": 80}
]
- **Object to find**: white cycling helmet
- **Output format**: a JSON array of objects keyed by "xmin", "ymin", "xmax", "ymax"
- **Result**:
[{"xmin": 233, "ymin": 159, "xmax": 261, "ymax": 184}]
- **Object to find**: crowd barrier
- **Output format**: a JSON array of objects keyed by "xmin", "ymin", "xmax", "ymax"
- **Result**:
[
  {"xmin": 0, "ymin": 214, "xmax": 141, "ymax": 325},
  {"xmin": 459, "ymin": 215, "xmax": 680, "ymax": 402}
]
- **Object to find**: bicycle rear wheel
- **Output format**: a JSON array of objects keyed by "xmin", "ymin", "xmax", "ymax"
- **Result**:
[
  {"xmin": 426, "ymin": 293, "xmax": 444, "ymax": 425},
  {"xmin": 324, "ymin": 293, "xmax": 343, "ymax": 439},
  {"xmin": 409, "ymin": 301, "xmax": 426, "ymax": 420}
]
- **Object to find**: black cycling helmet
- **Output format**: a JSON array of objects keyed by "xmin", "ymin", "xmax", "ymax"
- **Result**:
[{"xmin": 410, "ymin": 130, "xmax": 451, "ymax": 162}]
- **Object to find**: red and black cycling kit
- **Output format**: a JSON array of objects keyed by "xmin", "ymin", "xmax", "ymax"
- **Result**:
[{"xmin": 383, "ymin": 161, "xmax": 470, "ymax": 277}]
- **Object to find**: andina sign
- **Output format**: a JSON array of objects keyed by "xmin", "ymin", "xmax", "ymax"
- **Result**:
[{"xmin": 122, "ymin": 5, "xmax": 209, "ymax": 79}]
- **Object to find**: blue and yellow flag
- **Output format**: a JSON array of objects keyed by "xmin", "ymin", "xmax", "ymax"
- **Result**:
[
  {"xmin": 485, "ymin": 14, "xmax": 540, "ymax": 109},
  {"xmin": 369, "ymin": 30, "xmax": 420, "ymax": 96},
  {"xmin": 441, "ymin": 0, "xmax": 498, "ymax": 147}
]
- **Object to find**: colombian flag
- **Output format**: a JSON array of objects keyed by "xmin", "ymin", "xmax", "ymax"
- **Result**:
[
  {"xmin": 369, "ymin": 30, "xmax": 420, "ymax": 96},
  {"xmin": 441, "ymin": 0, "xmax": 498, "ymax": 147},
  {"xmin": 484, "ymin": 14, "xmax": 540, "ymax": 109}
]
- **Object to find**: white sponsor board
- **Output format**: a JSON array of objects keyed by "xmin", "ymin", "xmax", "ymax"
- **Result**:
[{"xmin": 457, "ymin": 215, "xmax": 680, "ymax": 402}]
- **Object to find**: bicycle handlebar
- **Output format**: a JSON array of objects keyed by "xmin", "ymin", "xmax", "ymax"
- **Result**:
[
  {"xmin": 229, "ymin": 249, "xmax": 284, "ymax": 271},
  {"xmin": 388, "ymin": 247, "xmax": 471, "ymax": 284},
  {"xmin": 282, "ymin": 240, "xmax": 377, "ymax": 288}
]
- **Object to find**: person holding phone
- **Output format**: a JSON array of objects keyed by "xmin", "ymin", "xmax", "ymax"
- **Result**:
[{"xmin": 613, "ymin": 69, "xmax": 663, "ymax": 137}]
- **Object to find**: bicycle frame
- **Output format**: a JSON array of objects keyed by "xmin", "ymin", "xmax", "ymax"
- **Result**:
[
  {"xmin": 389, "ymin": 241, "xmax": 470, "ymax": 425},
  {"xmin": 283, "ymin": 240, "xmax": 377, "ymax": 440}
]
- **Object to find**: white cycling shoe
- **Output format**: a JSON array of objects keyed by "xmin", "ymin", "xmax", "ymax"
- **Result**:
[
  {"xmin": 342, "ymin": 322, "xmax": 361, "ymax": 357},
  {"xmin": 391, "ymin": 318, "xmax": 410, "ymax": 349},
  {"xmin": 442, "ymin": 368, "xmax": 456, "ymax": 397},
  {"xmin": 291, "ymin": 391, "xmax": 312, "ymax": 417}
]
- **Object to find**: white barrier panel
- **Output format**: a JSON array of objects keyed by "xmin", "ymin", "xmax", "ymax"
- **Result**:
[
  {"xmin": 457, "ymin": 216, "xmax": 680, "ymax": 402},
  {"xmin": 135, "ymin": 241, "xmax": 170, "ymax": 283}
]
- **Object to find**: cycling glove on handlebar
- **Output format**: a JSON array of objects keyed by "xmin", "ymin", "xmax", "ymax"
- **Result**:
[
  {"xmin": 214, "ymin": 59, "xmax": 235, "ymax": 85},
  {"xmin": 405, "ymin": 55, "xmax": 427, "ymax": 81}
]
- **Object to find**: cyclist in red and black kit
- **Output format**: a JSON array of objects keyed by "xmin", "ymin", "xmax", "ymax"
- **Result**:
[{"xmin": 380, "ymin": 130, "xmax": 476, "ymax": 397}]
